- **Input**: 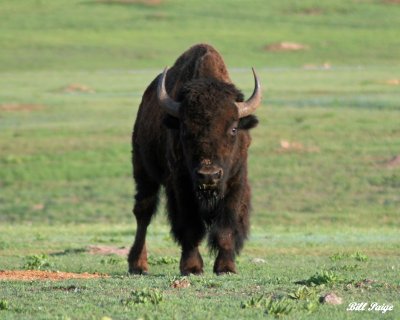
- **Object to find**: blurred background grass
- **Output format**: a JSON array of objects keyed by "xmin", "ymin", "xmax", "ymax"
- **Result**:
[
  {"xmin": 1, "ymin": 0, "xmax": 400, "ymax": 70},
  {"xmin": 0, "ymin": 0, "xmax": 399, "ymax": 228}
]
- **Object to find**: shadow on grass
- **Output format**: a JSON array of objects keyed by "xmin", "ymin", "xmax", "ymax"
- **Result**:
[{"xmin": 50, "ymin": 248, "xmax": 88, "ymax": 256}]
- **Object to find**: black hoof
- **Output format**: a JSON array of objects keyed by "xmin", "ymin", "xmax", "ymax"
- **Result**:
[{"xmin": 128, "ymin": 268, "xmax": 148, "ymax": 275}]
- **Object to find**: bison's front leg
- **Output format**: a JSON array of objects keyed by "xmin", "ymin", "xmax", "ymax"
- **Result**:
[
  {"xmin": 172, "ymin": 223, "xmax": 206, "ymax": 275},
  {"xmin": 180, "ymin": 245, "xmax": 204, "ymax": 275},
  {"xmin": 166, "ymin": 184, "xmax": 206, "ymax": 275},
  {"xmin": 210, "ymin": 227, "xmax": 238, "ymax": 274},
  {"xmin": 210, "ymin": 186, "xmax": 250, "ymax": 275}
]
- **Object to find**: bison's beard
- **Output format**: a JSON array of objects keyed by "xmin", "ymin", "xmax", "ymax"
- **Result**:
[{"xmin": 195, "ymin": 187, "xmax": 223, "ymax": 221}]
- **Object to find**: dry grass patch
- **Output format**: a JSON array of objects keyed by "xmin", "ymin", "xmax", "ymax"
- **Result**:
[
  {"xmin": 0, "ymin": 270, "xmax": 107, "ymax": 281},
  {"xmin": 96, "ymin": 0, "xmax": 162, "ymax": 5},
  {"xmin": 0, "ymin": 103, "xmax": 44, "ymax": 112},
  {"xmin": 278, "ymin": 140, "xmax": 320, "ymax": 153},
  {"xmin": 87, "ymin": 245, "xmax": 129, "ymax": 256},
  {"xmin": 264, "ymin": 42, "xmax": 308, "ymax": 52},
  {"xmin": 382, "ymin": 0, "xmax": 400, "ymax": 4},
  {"xmin": 384, "ymin": 79, "xmax": 400, "ymax": 85},
  {"xmin": 61, "ymin": 83, "xmax": 95, "ymax": 94},
  {"xmin": 384, "ymin": 155, "xmax": 400, "ymax": 168}
]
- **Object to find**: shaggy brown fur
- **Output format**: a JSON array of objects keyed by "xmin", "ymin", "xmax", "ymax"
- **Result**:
[{"xmin": 128, "ymin": 44, "xmax": 259, "ymax": 275}]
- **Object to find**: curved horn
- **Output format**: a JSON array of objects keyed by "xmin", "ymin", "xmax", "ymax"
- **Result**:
[
  {"xmin": 235, "ymin": 68, "xmax": 262, "ymax": 118},
  {"xmin": 157, "ymin": 67, "xmax": 181, "ymax": 118}
]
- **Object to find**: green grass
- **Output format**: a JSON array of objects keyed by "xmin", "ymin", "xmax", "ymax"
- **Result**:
[
  {"xmin": 1, "ymin": 0, "xmax": 400, "ymax": 70},
  {"xmin": 1, "ymin": 0, "xmax": 400, "ymax": 319},
  {"xmin": 0, "ymin": 224, "xmax": 398, "ymax": 319},
  {"xmin": 1, "ymin": 67, "xmax": 399, "ymax": 226}
]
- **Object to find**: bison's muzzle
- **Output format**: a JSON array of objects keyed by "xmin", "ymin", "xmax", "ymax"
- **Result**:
[
  {"xmin": 196, "ymin": 165, "xmax": 223, "ymax": 188},
  {"xmin": 194, "ymin": 164, "xmax": 224, "ymax": 214}
]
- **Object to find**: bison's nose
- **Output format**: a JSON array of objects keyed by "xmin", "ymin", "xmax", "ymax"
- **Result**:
[{"xmin": 196, "ymin": 167, "xmax": 223, "ymax": 187}]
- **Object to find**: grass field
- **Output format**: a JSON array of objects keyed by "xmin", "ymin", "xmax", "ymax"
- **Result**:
[{"xmin": 0, "ymin": 0, "xmax": 399, "ymax": 319}]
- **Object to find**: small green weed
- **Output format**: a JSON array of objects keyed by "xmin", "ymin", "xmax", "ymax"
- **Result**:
[
  {"xmin": 288, "ymin": 286, "xmax": 316, "ymax": 300},
  {"xmin": 351, "ymin": 252, "xmax": 368, "ymax": 262},
  {"xmin": 192, "ymin": 277, "xmax": 222, "ymax": 288},
  {"xmin": 122, "ymin": 288, "xmax": 163, "ymax": 306},
  {"xmin": 241, "ymin": 295, "xmax": 294, "ymax": 317},
  {"xmin": 264, "ymin": 298, "xmax": 293, "ymax": 318},
  {"xmin": 288, "ymin": 287, "xmax": 319, "ymax": 314},
  {"xmin": 303, "ymin": 270, "xmax": 342, "ymax": 286},
  {"xmin": 0, "ymin": 299, "xmax": 9, "ymax": 310},
  {"xmin": 241, "ymin": 294, "xmax": 271, "ymax": 309},
  {"xmin": 329, "ymin": 251, "xmax": 368, "ymax": 262},
  {"xmin": 34, "ymin": 233, "xmax": 47, "ymax": 241},
  {"xmin": 148, "ymin": 255, "xmax": 178, "ymax": 265},
  {"xmin": 100, "ymin": 255, "xmax": 124, "ymax": 265},
  {"xmin": 0, "ymin": 241, "xmax": 9, "ymax": 250},
  {"xmin": 331, "ymin": 264, "xmax": 360, "ymax": 271},
  {"xmin": 23, "ymin": 254, "xmax": 53, "ymax": 270},
  {"xmin": 303, "ymin": 300, "xmax": 319, "ymax": 314},
  {"xmin": 329, "ymin": 252, "xmax": 350, "ymax": 262}
]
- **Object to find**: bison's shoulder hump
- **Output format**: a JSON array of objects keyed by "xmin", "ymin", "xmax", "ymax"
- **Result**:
[{"xmin": 172, "ymin": 44, "xmax": 231, "ymax": 84}]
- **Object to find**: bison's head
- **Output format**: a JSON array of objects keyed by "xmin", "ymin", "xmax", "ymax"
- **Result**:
[{"xmin": 158, "ymin": 68, "xmax": 261, "ymax": 213}]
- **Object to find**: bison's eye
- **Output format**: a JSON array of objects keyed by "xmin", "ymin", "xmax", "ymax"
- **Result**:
[{"xmin": 231, "ymin": 127, "xmax": 237, "ymax": 136}]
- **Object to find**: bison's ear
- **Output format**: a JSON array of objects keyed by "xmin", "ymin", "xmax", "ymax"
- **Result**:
[
  {"xmin": 238, "ymin": 115, "xmax": 258, "ymax": 130},
  {"xmin": 163, "ymin": 115, "xmax": 180, "ymax": 130}
]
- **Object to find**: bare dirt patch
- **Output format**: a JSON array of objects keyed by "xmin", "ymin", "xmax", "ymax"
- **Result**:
[
  {"xmin": 0, "ymin": 104, "xmax": 44, "ymax": 112},
  {"xmin": 383, "ymin": 0, "xmax": 400, "ymax": 4},
  {"xmin": 278, "ymin": 140, "xmax": 320, "ymax": 153},
  {"xmin": 384, "ymin": 155, "xmax": 400, "ymax": 168},
  {"xmin": 32, "ymin": 203, "xmax": 45, "ymax": 211},
  {"xmin": 96, "ymin": 0, "xmax": 162, "ymax": 5},
  {"xmin": 0, "ymin": 270, "xmax": 107, "ymax": 281},
  {"xmin": 384, "ymin": 79, "xmax": 400, "ymax": 85},
  {"xmin": 145, "ymin": 12, "xmax": 168, "ymax": 20},
  {"xmin": 264, "ymin": 42, "xmax": 308, "ymax": 52},
  {"xmin": 62, "ymin": 83, "xmax": 95, "ymax": 94},
  {"xmin": 303, "ymin": 63, "xmax": 331, "ymax": 70},
  {"xmin": 87, "ymin": 245, "xmax": 129, "ymax": 256},
  {"xmin": 298, "ymin": 8, "xmax": 324, "ymax": 15}
]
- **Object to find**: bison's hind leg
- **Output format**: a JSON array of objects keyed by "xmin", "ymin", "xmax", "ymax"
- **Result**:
[{"xmin": 128, "ymin": 156, "xmax": 160, "ymax": 275}]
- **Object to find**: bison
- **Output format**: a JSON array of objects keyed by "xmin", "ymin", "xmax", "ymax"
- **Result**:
[{"xmin": 128, "ymin": 44, "xmax": 261, "ymax": 275}]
